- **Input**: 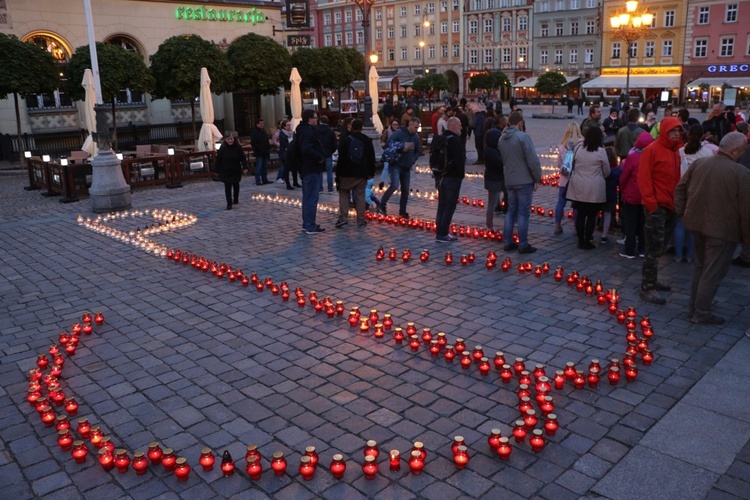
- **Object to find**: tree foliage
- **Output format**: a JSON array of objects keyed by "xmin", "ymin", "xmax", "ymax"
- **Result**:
[
  {"xmin": 65, "ymin": 42, "xmax": 154, "ymax": 103},
  {"xmin": 468, "ymin": 71, "xmax": 510, "ymax": 95},
  {"xmin": 0, "ymin": 34, "xmax": 60, "ymax": 99},
  {"xmin": 535, "ymin": 71, "xmax": 568, "ymax": 97},
  {"xmin": 413, "ymin": 73, "xmax": 450, "ymax": 95},
  {"xmin": 340, "ymin": 47, "xmax": 365, "ymax": 84},
  {"xmin": 291, "ymin": 47, "xmax": 355, "ymax": 91},
  {"xmin": 149, "ymin": 35, "xmax": 233, "ymax": 100},
  {"xmin": 227, "ymin": 33, "xmax": 291, "ymax": 95}
]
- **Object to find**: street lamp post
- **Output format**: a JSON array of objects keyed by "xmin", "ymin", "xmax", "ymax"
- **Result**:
[
  {"xmin": 352, "ymin": 0, "xmax": 379, "ymax": 127},
  {"xmin": 610, "ymin": 1, "xmax": 653, "ymax": 106}
]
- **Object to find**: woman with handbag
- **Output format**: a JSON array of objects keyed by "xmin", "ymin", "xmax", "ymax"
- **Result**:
[
  {"xmin": 554, "ymin": 122, "xmax": 583, "ymax": 234},
  {"xmin": 565, "ymin": 126, "xmax": 610, "ymax": 249}
]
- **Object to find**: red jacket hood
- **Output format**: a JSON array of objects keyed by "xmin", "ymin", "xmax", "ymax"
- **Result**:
[{"xmin": 656, "ymin": 117, "xmax": 683, "ymax": 151}]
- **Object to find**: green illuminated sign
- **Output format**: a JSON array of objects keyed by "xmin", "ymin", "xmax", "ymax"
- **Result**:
[{"xmin": 175, "ymin": 6, "xmax": 266, "ymax": 24}]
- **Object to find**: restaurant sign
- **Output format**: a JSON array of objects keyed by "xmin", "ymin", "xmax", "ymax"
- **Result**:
[
  {"xmin": 707, "ymin": 64, "xmax": 749, "ymax": 74},
  {"xmin": 175, "ymin": 6, "xmax": 265, "ymax": 24}
]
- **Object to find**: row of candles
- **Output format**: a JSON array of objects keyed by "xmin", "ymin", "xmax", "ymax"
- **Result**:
[{"xmin": 73, "ymin": 208, "xmax": 656, "ymax": 483}]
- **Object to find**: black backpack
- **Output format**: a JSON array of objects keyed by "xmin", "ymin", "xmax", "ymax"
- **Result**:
[
  {"xmin": 348, "ymin": 136, "xmax": 365, "ymax": 165},
  {"xmin": 429, "ymin": 133, "xmax": 450, "ymax": 177}
]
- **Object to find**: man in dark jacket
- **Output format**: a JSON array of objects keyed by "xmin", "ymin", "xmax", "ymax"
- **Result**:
[
  {"xmin": 296, "ymin": 109, "xmax": 326, "ymax": 234},
  {"xmin": 249, "ymin": 118, "xmax": 271, "ymax": 185},
  {"xmin": 455, "ymin": 106, "xmax": 469, "ymax": 145},
  {"xmin": 472, "ymin": 106, "xmax": 487, "ymax": 164},
  {"xmin": 315, "ymin": 115, "xmax": 338, "ymax": 192},
  {"xmin": 335, "ymin": 119, "xmax": 376, "ymax": 229},
  {"xmin": 435, "ymin": 117, "xmax": 466, "ymax": 242},
  {"xmin": 382, "ymin": 99, "xmax": 395, "ymax": 125},
  {"xmin": 381, "ymin": 118, "xmax": 421, "ymax": 218}
]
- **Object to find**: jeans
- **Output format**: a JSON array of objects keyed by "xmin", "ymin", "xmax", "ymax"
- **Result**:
[
  {"xmin": 486, "ymin": 189, "xmax": 502, "ymax": 229},
  {"xmin": 276, "ymin": 161, "xmax": 285, "ymax": 180},
  {"xmin": 302, "ymin": 172, "xmax": 322, "ymax": 231},
  {"xmin": 673, "ymin": 220, "xmax": 694, "ymax": 259},
  {"xmin": 381, "ymin": 165, "xmax": 411, "ymax": 215},
  {"xmin": 554, "ymin": 186, "xmax": 568, "ymax": 225},
  {"xmin": 621, "ymin": 201, "xmax": 645, "ymax": 256},
  {"xmin": 436, "ymin": 177, "xmax": 463, "ymax": 237},
  {"xmin": 504, "ymin": 183, "xmax": 534, "ymax": 248},
  {"xmin": 380, "ymin": 162, "xmax": 390, "ymax": 184},
  {"xmin": 254, "ymin": 156, "xmax": 269, "ymax": 184},
  {"xmin": 320, "ymin": 157, "xmax": 334, "ymax": 191}
]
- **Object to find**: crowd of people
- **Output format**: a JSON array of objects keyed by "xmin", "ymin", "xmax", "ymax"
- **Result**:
[
  {"xmin": 553, "ymin": 101, "xmax": 750, "ymax": 324},
  {"xmin": 214, "ymin": 97, "xmax": 750, "ymax": 324}
]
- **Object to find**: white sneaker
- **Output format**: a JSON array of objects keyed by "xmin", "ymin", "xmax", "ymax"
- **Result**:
[
  {"xmin": 616, "ymin": 238, "xmax": 626, "ymax": 244},
  {"xmin": 276, "ymin": 179, "xmax": 285, "ymax": 184}
]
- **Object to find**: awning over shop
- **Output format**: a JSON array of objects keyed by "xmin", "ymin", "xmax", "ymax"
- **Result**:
[
  {"xmin": 582, "ymin": 74, "xmax": 681, "ymax": 89},
  {"xmin": 686, "ymin": 77, "xmax": 750, "ymax": 89},
  {"xmin": 512, "ymin": 76, "xmax": 580, "ymax": 88},
  {"xmin": 352, "ymin": 78, "xmax": 396, "ymax": 91}
]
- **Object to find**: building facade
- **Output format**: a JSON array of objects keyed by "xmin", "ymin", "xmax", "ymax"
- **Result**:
[
  {"xmin": 584, "ymin": 0, "xmax": 688, "ymax": 105},
  {"xmin": 682, "ymin": 0, "xmax": 750, "ymax": 106},
  {"xmin": 519, "ymin": 0, "xmax": 602, "ymax": 101},
  {"xmin": 463, "ymin": 0, "xmax": 532, "ymax": 99},
  {"xmin": 0, "ymin": 0, "xmax": 284, "ymax": 141}
]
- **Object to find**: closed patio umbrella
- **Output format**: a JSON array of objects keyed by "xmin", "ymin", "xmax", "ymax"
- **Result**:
[
  {"xmin": 197, "ymin": 67, "xmax": 223, "ymax": 151},
  {"xmin": 81, "ymin": 68, "xmax": 98, "ymax": 157},
  {"xmin": 290, "ymin": 67, "xmax": 302, "ymax": 132}
]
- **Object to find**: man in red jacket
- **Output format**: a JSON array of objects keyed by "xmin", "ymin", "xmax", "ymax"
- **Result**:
[{"xmin": 637, "ymin": 116, "xmax": 683, "ymax": 304}]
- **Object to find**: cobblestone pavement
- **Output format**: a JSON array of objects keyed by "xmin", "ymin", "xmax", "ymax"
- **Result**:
[{"xmin": 1, "ymin": 107, "xmax": 748, "ymax": 499}]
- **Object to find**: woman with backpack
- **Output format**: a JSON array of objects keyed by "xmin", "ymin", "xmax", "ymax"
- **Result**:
[{"xmin": 554, "ymin": 122, "xmax": 583, "ymax": 235}]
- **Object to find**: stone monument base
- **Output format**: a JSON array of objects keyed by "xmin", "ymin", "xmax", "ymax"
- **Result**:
[{"xmin": 89, "ymin": 150, "xmax": 131, "ymax": 213}]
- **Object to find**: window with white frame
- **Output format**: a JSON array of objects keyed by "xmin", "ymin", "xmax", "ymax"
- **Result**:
[
  {"xmin": 726, "ymin": 4, "xmax": 738, "ymax": 22},
  {"xmin": 375, "ymin": 9, "xmax": 382, "ymax": 20},
  {"xmin": 664, "ymin": 10, "xmax": 674, "ymax": 27},
  {"xmin": 519, "ymin": 16, "xmax": 527, "ymax": 31},
  {"xmin": 356, "ymin": 10, "xmax": 362, "ymax": 21},
  {"xmin": 429, "ymin": 23, "xmax": 435, "ymax": 35},
  {"xmin": 415, "ymin": 5, "xmax": 421, "ymax": 15},
  {"xmin": 556, "ymin": 22, "xmax": 563, "ymax": 36},
  {"xmin": 518, "ymin": 46, "xmax": 527, "ymax": 62},
  {"xmin": 387, "ymin": 8, "xmax": 393, "ymax": 18},
  {"xmin": 372, "ymin": 26, "xmax": 380, "ymax": 38},
  {"xmin": 585, "ymin": 47, "xmax": 594, "ymax": 63},
  {"xmin": 554, "ymin": 49, "xmax": 563, "ymax": 64},
  {"xmin": 388, "ymin": 48, "xmax": 394, "ymax": 61},
  {"xmin": 453, "ymin": 0, "xmax": 460, "ymax": 11},
  {"xmin": 503, "ymin": 48, "xmax": 511, "ymax": 63},
  {"xmin": 388, "ymin": 27, "xmax": 394, "ymax": 38},
  {"xmin": 571, "ymin": 21, "xmax": 579, "ymax": 35},
  {"xmin": 697, "ymin": 6, "xmax": 709, "ymax": 24},
  {"xmin": 570, "ymin": 48, "xmax": 578, "ymax": 63},
  {"xmin": 571, "ymin": 0, "xmax": 579, "ymax": 8},
  {"xmin": 345, "ymin": 32, "xmax": 352, "ymax": 45},
  {"xmin": 694, "ymin": 39, "xmax": 707, "ymax": 58},
  {"xmin": 720, "ymin": 37, "xmax": 734, "ymax": 56},
  {"xmin": 357, "ymin": 31, "xmax": 364, "ymax": 44},
  {"xmin": 428, "ymin": 3, "xmax": 435, "ymax": 13},
  {"xmin": 541, "ymin": 23, "xmax": 549, "ymax": 37},
  {"xmin": 441, "ymin": 21, "xmax": 448, "ymax": 33},
  {"xmin": 612, "ymin": 42, "xmax": 621, "ymax": 58},
  {"xmin": 401, "ymin": 6, "xmax": 406, "ymax": 16},
  {"xmin": 586, "ymin": 0, "xmax": 595, "ymax": 6},
  {"xmin": 324, "ymin": 34, "xmax": 332, "ymax": 46},
  {"xmin": 324, "ymin": 13, "xmax": 331, "ymax": 25},
  {"xmin": 474, "ymin": 0, "xmax": 482, "ymax": 10},
  {"xmin": 556, "ymin": 0, "xmax": 563, "ymax": 9},
  {"xmin": 415, "ymin": 25, "xmax": 422, "ymax": 37},
  {"xmin": 453, "ymin": 44, "xmax": 460, "ymax": 57},
  {"xmin": 485, "ymin": 19, "xmax": 493, "ymax": 32},
  {"xmin": 334, "ymin": 12, "xmax": 341, "ymax": 23},
  {"xmin": 345, "ymin": 10, "xmax": 352, "ymax": 22},
  {"xmin": 335, "ymin": 33, "xmax": 342, "ymax": 45},
  {"xmin": 645, "ymin": 40, "xmax": 654, "ymax": 58},
  {"xmin": 488, "ymin": 0, "xmax": 497, "ymax": 8},
  {"xmin": 469, "ymin": 20, "xmax": 478, "ymax": 33},
  {"xmin": 662, "ymin": 40, "xmax": 673, "ymax": 57},
  {"xmin": 401, "ymin": 48, "xmax": 407, "ymax": 60},
  {"xmin": 429, "ymin": 45, "xmax": 435, "ymax": 58},
  {"xmin": 484, "ymin": 49, "xmax": 493, "ymax": 64},
  {"xmin": 441, "ymin": 1, "xmax": 448, "ymax": 12},
  {"xmin": 442, "ymin": 44, "xmax": 448, "ymax": 57},
  {"xmin": 586, "ymin": 20, "xmax": 595, "ymax": 34},
  {"xmin": 541, "ymin": 50, "xmax": 548, "ymax": 65},
  {"xmin": 629, "ymin": 42, "xmax": 637, "ymax": 58},
  {"xmin": 470, "ymin": 49, "xmax": 478, "ymax": 64},
  {"xmin": 540, "ymin": 0, "xmax": 548, "ymax": 12},
  {"xmin": 415, "ymin": 47, "xmax": 422, "ymax": 59},
  {"xmin": 401, "ymin": 26, "xmax": 407, "ymax": 37}
]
